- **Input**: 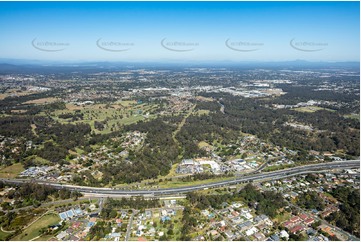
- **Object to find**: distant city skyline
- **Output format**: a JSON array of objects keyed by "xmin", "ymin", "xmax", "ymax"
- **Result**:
[{"xmin": 0, "ymin": 1, "xmax": 359, "ymax": 62}]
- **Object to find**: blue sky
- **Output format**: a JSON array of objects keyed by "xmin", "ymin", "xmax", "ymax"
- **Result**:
[{"xmin": 0, "ymin": 1, "xmax": 359, "ymax": 62}]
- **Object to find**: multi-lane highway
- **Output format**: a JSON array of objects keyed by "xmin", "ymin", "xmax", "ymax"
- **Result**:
[{"xmin": 0, "ymin": 160, "xmax": 359, "ymax": 197}]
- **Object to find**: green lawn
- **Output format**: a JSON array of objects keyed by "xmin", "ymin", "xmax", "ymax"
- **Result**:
[
  {"xmin": 0, "ymin": 163, "xmax": 24, "ymax": 178},
  {"xmin": 0, "ymin": 230, "xmax": 12, "ymax": 241},
  {"xmin": 12, "ymin": 213, "xmax": 60, "ymax": 241}
]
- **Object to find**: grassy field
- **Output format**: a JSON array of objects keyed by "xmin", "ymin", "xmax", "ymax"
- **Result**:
[
  {"xmin": 25, "ymin": 155, "xmax": 51, "ymax": 166},
  {"xmin": 10, "ymin": 109, "xmax": 27, "ymax": 114},
  {"xmin": 34, "ymin": 234, "xmax": 54, "ymax": 241},
  {"xmin": 160, "ymin": 163, "xmax": 181, "ymax": 180},
  {"xmin": 113, "ymin": 168, "xmax": 233, "ymax": 190},
  {"xmin": 293, "ymin": 106, "xmax": 334, "ymax": 113},
  {"xmin": 113, "ymin": 164, "xmax": 181, "ymax": 189},
  {"xmin": 115, "ymin": 100, "xmax": 138, "ymax": 107},
  {"xmin": 273, "ymin": 211, "xmax": 292, "ymax": 223},
  {"xmin": 195, "ymin": 109, "xmax": 210, "ymax": 115},
  {"xmin": 194, "ymin": 96, "xmax": 214, "ymax": 102},
  {"xmin": 344, "ymin": 113, "xmax": 360, "ymax": 120},
  {"xmin": 157, "ymin": 176, "xmax": 232, "ymax": 189},
  {"xmin": 198, "ymin": 141, "xmax": 212, "ymax": 149},
  {"xmin": 0, "ymin": 230, "xmax": 12, "ymax": 241},
  {"xmin": 263, "ymin": 164, "xmax": 295, "ymax": 172},
  {"xmin": 13, "ymin": 213, "xmax": 60, "ymax": 241},
  {"xmin": 0, "ymin": 89, "xmax": 37, "ymax": 100},
  {"xmin": 0, "ymin": 163, "xmax": 24, "ymax": 178},
  {"xmin": 50, "ymin": 101, "xmax": 158, "ymax": 134},
  {"xmin": 23, "ymin": 97, "xmax": 59, "ymax": 104}
]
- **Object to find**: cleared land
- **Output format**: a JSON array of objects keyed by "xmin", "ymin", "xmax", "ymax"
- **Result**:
[
  {"xmin": 0, "ymin": 163, "xmax": 24, "ymax": 178},
  {"xmin": 23, "ymin": 97, "xmax": 59, "ymax": 104},
  {"xmin": 344, "ymin": 113, "xmax": 360, "ymax": 120},
  {"xmin": 292, "ymin": 106, "xmax": 335, "ymax": 113},
  {"xmin": 195, "ymin": 109, "xmax": 210, "ymax": 115},
  {"xmin": 50, "ymin": 101, "xmax": 158, "ymax": 134},
  {"xmin": 34, "ymin": 234, "xmax": 54, "ymax": 241},
  {"xmin": 0, "ymin": 89, "xmax": 38, "ymax": 100},
  {"xmin": 157, "ymin": 176, "xmax": 232, "ymax": 189},
  {"xmin": 12, "ymin": 213, "xmax": 60, "ymax": 241},
  {"xmin": 198, "ymin": 141, "xmax": 212, "ymax": 149}
]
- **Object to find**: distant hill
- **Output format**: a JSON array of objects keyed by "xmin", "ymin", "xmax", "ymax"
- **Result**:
[{"xmin": 0, "ymin": 59, "xmax": 359, "ymax": 74}]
